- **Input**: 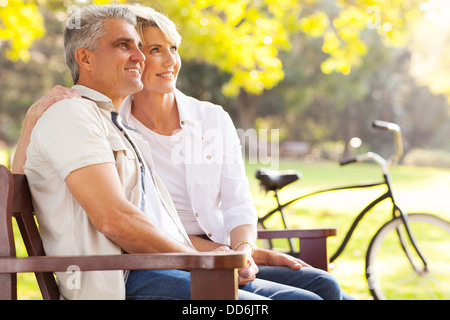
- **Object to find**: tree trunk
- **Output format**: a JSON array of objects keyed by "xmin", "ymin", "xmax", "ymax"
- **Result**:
[{"xmin": 237, "ymin": 91, "xmax": 258, "ymax": 131}]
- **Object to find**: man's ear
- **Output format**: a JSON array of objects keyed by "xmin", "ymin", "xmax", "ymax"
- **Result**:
[{"xmin": 75, "ymin": 47, "xmax": 93, "ymax": 72}]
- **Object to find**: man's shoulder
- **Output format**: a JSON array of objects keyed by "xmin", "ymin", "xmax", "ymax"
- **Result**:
[
  {"xmin": 42, "ymin": 97, "xmax": 100, "ymax": 118},
  {"xmin": 33, "ymin": 97, "xmax": 106, "ymax": 134},
  {"xmin": 31, "ymin": 97, "xmax": 107, "ymax": 144}
]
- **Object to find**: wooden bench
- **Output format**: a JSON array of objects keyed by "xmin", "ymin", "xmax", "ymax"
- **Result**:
[
  {"xmin": 0, "ymin": 165, "xmax": 246, "ymax": 300},
  {"xmin": 0, "ymin": 164, "xmax": 336, "ymax": 300}
]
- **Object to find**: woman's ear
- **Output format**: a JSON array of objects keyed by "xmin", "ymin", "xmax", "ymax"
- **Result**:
[{"xmin": 75, "ymin": 47, "xmax": 93, "ymax": 72}]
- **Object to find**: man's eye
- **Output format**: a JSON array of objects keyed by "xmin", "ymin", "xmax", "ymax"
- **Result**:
[{"xmin": 150, "ymin": 47, "xmax": 159, "ymax": 53}]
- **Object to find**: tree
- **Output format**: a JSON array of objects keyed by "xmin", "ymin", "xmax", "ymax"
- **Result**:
[
  {"xmin": 2, "ymin": 0, "xmax": 426, "ymax": 96},
  {"xmin": 155, "ymin": 0, "xmax": 427, "ymax": 131},
  {"xmin": 0, "ymin": 0, "xmax": 444, "ymax": 146},
  {"xmin": 0, "ymin": 2, "xmax": 70, "ymax": 144}
]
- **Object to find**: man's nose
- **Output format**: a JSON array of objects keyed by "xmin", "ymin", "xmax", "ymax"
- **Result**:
[{"xmin": 131, "ymin": 45, "xmax": 146, "ymax": 64}]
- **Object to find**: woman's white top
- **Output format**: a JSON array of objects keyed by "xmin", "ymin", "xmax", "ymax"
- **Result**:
[{"xmin": 120, "ymin": 89, "xmax": 257, "ymax": 245}]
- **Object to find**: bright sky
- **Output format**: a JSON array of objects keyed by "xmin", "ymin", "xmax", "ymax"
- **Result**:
[
  {"xmin": 409, "ymin": 0, "xmax": 450, "ymax": 95},
  {"xmin": 420, "ymin": 0, "xmax": 450, "ymax": 26}
]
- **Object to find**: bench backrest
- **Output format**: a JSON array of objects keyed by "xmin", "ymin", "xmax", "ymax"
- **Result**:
[{"xmin": 0, "ymin": 165, "xmax": 59, "ymax": 300}]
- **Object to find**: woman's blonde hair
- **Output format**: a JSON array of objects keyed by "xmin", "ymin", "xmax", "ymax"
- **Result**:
[{"xmin": 126, "ymin": 5, "xmax": 182, "ymax": 46}]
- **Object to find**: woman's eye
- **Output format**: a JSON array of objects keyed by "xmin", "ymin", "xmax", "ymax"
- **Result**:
[{"xmin": 150, "ymin": 47, "xmax": 159, "ymax": 54}]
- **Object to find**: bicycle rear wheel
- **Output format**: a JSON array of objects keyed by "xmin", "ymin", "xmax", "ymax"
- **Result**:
[{"xmin": 366, "ymin": 213, "xmax": 450, "ymax": 300}]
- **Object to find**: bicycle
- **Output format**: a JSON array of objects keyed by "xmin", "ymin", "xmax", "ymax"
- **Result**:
[{"xmin": 255, "ymin": 120, "xmax": 450, "ymax": 300}]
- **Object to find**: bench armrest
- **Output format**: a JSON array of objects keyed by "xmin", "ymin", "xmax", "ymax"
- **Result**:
[{"xmin": 257, "ymin": 228, "xmax": 337, "ymax": 271}]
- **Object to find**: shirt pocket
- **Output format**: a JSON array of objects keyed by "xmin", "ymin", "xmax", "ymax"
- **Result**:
[
  {"xmin": 106, "ymin": 134, "xmax": 140, "ymax": 193},
  {"xmin": 108, "ymin": 135, "xmax": 136, "ymax": 160}
]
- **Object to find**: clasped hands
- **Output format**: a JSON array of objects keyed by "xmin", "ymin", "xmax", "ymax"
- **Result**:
[{"xmin": 212, "ymin": 245, "xmax": 311, "ymax": 286}]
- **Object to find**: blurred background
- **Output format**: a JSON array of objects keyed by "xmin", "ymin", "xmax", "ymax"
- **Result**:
[
  {"xmin": 1, "ymin": 0, "xmax": 449, "ymax": 299},
  {"xmin": 1, "ymin": 0, "xmax": 450, "ymax": 166}
]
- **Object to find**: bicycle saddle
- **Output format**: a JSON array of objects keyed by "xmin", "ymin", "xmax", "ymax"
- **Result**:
[{"xmin": 255, "ymin": 168, "xmax": 302, "ymax": 192}]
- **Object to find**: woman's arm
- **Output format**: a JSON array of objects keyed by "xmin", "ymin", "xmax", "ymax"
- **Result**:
[
  {"xmin": 229, "ymin": 224, "xmax": 259, "ymax": 285},
  {"xmin": 189, "ymin": 235, "xmax": 229, "ymax": 252},
  {"xmin": 12, "ymin": 85, "xmax": 80, "ymax": 173},
  {"xmin": 230, "ymin": 224, "xmax": 257, "ymax": 256}
]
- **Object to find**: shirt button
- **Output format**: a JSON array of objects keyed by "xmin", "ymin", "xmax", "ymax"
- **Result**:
[
  {"xmin": 195, "ymin": 212, "xmax": 199, "ymax": 217},
  {"xmin": 207, "ymin": 233, "xmax": 212, "ymax": 237},
  {"xmin": 180, "ymin": 120, "xmax": 185, "ymax": 125},
  {"xmin": 206, "ymin": 155, "xmax": 211, "ymax": 160}
]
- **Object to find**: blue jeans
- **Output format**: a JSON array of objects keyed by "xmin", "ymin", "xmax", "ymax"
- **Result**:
[
  {"xmin": 125, "ymin": 266, "xmax": 352, "ymax": 300},
  {"xmin": 251, "ymin": 266, "xmax": 353, "ymax": 300}
]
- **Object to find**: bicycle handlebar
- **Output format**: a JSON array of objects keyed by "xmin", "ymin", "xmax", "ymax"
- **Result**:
[
  {"xmin": 372, "ymin": 120, "xmax": 404, "ymax": 166},
  {"xmin": 340, "ymin": 120, "xmax": 404, "ymax": 172},
  {"xmin": 372, "ymin": 120, "xmax": 399, "ymax": 131},
  {"xmin": 339, "ymin": 157, "xmax": 358, "ymax": 166}
]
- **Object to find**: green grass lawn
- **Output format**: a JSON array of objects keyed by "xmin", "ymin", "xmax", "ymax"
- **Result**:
[
  {"xmin": 13, "ymin": 159, "xmax": 450, "ymax": 300},
  {"xmin": 248, "ymin": 159, "xmax": 450, "ymax": 300}
]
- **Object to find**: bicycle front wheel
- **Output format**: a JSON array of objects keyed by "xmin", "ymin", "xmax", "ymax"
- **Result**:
[{"xmin": 366, "ymin": 213, "xmax": 450, "ymax": 300}]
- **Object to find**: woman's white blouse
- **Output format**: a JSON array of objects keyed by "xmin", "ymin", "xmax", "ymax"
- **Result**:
[{"xmin": 120, "ymin": 89, "xmax": 257, "ymax": 245}]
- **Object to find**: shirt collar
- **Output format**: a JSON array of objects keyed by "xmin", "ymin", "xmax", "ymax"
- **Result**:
[
  {"xmin": 173, "ymin": 89, "xmax": 203, "ymax": 136},
  {"xmin": 72, "ymin": 85, "xmax": 119, "ymax": 113},
  {"xmin": 173, "ymin": 89, "xmax": 192, "ymax": 123}
]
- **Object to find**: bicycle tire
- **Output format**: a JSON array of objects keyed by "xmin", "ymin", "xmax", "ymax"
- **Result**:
[{"xmin": 366, "ymin": 213, "xmax": 450, "ymax": 300}]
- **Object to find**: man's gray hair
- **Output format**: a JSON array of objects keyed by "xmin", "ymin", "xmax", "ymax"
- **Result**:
[{"xmin": 64, "ymin": 5, "xmax": 137, "ymax": 84}]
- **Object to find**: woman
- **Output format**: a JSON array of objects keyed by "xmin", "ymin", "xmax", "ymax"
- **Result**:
[{"xmin": 13, "ymin": 4, "xmax": 351, "ymax": 300}]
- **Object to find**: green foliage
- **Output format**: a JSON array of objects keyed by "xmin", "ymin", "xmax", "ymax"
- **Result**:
[
  {"xmin": 0, "ymin": 0, "xmax": 45, "ymax": 61},
  {"xmin": 0, "ymin": 0, "xmax": 427, "ymax": 97},
  {"xmin": 1, "ymin": 0, "xmax": 448, "ymax": 154},
  {"xmin": 158, "ymin": 0, "xmax": 301, "ymax": 97}
]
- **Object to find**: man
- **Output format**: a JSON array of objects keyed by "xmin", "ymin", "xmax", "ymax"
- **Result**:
[{"xmin": 23, "ymin": 5, "xmax": 196, "ymax": 300}]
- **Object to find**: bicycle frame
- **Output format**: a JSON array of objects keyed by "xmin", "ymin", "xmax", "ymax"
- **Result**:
[
  {"xmin": 258, "ymin": 121, "xmax": 429, "ymax": 272},
  {"xmin": 258, "ymin": 177, "xmax": 388, "ymax": 261},
  {"xmin": 258, "ymin": 172, "xmax": 428, "ymax": 270}
]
